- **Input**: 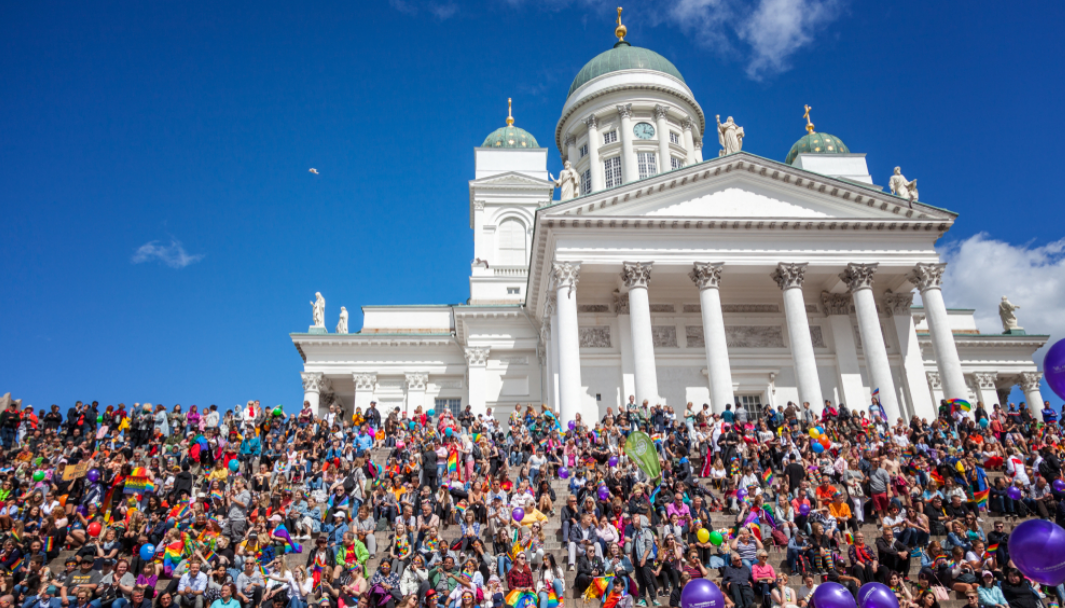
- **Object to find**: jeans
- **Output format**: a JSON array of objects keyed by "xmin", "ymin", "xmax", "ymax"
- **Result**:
[
  {"xmin": 0, "ymin": 428, "xmax": 14, "ymax": 450},
  {"xmin": 538, "ymin": 579, "xmax": 565, "ymax": 608},
  {"xmin": 530, "ymin": 468, "xmax": 541, "ymax": 488},
  {"xmin": 497, "ymin": 554, "xmax": 512, "ymax": 577},
  {"xmin": 786, "ymin": 548, "xmax": 801, "ymax": 573}
]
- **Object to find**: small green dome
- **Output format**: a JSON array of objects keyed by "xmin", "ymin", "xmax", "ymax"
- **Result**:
[
  {"xmin": 785, "ymin": 131, "xmax": 851, "ymax": 165},
  {"xmin": 482, "ymin": 125, "xmax": 540, "ymax": 149},
  {"xmin": 568, "ymin": 41, "xmax": 685, "ymax": 97}
]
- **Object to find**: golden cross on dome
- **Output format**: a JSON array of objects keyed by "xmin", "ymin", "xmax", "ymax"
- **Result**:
[
  {"xmin": 615, "ymin": 7, "xmax": 627, "ymax": 42},
  {"xmin": 803, "ymin": 104, "xmax": 815, "ymax": 133},
  {"xmin": 507, "ymin": 98, "xmax": 514, "ymax": 126}
]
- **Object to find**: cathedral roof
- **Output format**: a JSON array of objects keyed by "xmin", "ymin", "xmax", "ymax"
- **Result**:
[
  {"xmin": 567, "ymin": 41, "xmax": 685, "ymax": 97},
  {"xmin": 785, "ymin": 131, "xmax": 851, "ymax": 165},
  {"xmin": 482, "ymin": 125, "xmax": 540, "ymax": 149}
]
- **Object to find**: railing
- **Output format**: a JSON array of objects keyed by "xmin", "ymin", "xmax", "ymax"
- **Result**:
[{"xmin": 492, "ymin": 266, "xmax": 528, "ymax": 277}]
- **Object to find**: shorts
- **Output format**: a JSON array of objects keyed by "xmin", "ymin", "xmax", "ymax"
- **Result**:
[{"xmin": 871, "ymin": 492, "xmax": 889, "ymax": 512}]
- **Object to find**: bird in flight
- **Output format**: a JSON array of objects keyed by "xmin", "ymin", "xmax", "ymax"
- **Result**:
[{"xmin": 309, "ymin": 168, "xmax": 319, "ymax": 175}]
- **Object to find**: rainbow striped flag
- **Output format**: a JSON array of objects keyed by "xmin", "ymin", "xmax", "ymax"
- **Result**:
[
  {"xmin": 505, "ymin": 590, "xmax": 538, "ymax": 608},
  {"xmin": 762, "ymin": 469, "xmax": 774, "ymax": 486},
  {"xmin": 163, "ymin": 541, "xmax": 184, "ymax": 576},
  {"xmin": 986, "ymin": 542, "xmax": 999, "ymax": 558},
  {"xmin": 546, "ymin": 590, "xmax": 563, "ymax": 608},
  {"xmin": 43, "ymin": 536, "xmax": 54, "ymax": 553},
  {"xmin": 948, "ymin": 399, "xmax": 972, "ymax": 412},
  {"xmin": 168, "ymin": 501, "xmax": 191, "ymax": 523},
  {"xmin": 447, "ymin": 447, "xmax": 458, "ymax": 474},
  {"xmin": 844, "ymin": 531, "xmax": 855, "ymax": 545},
  {"xmin": 973, "ymin": 488, "xmax": 989, "ymax": 509},
  {"xmin": 210, "ymin": 489, "xmax": 224, "ymax": 502},
  {"xmin": 582, "ymin": 576, "xmax": 614, "ymax": 600},
  {"xmin": 7, "ymin": 556, "xmax": 23, "ymax": 572},
  {"xmin": 124, "ymin": 468, "xmax": 155, "ymax": 495}
]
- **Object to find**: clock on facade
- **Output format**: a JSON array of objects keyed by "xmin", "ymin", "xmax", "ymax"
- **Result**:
[{"xmin": 633, "ymin": 122, "xmax": 655, "ymax": 139}]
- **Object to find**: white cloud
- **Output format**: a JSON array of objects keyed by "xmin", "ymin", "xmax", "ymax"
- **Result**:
[
  {"xmin": 736, "ymin": 0, "xmax": 843, "ymax": 79},
  {"xmin": 132, "ymin": 239, "xmax": 205, "ymax": 269},
  {"xmin": 938, "ymin": 232, "xmax": 1065, "ymax": 370}
]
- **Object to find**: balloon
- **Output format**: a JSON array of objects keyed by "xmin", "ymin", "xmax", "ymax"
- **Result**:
[
  {"xmin": 812, "ymin": 582, "xmax": 856, "ymax": 608},
  {"xmin": 1007, "ymin": 486, "xmax": 1023, "ymax": 501},
  {"xmin": 979, "ymin": 418, "xmax": 990, "ymax": 428},
  {"xmin": 97, "ymin": 415, "xmax": 103, "ymax": 423},
  {"xmin": 799, "ymin": 503, "xmax": 811, "ymax": 516},
  {"xmin": 1044, "ymin": 338, "xmax": 1065, "ymax": 401},
  {"xmin": 558, "ymin": 467, "xmax": 569, "ymax": 479},
  {"xmin": 708, "ymin": 531, "xmax": 723, "ymax": 546},
  {"xmin": 140, "ymin": 544, "xmax": 156, "ymax": 562},
  {"xmin": 272, "ymin": 406, "xmax": 283, "ymax": 417},
  {"xmin": 33, "ymin": 471, "xmax": 44, "ymax": 482},
  {"xmin": 229, "ymin": 460, "xmax": 239, "ymax": 472},
  {"xmin": 568, "ymin": 420, "xmax": 576, "ymax": 431},
  {"xmin": 680, "ymin": 577, "xmax": 725, "ymax": 608},
  {"xmin": 87, "ymin": 469, "xmax": 101, "ymax": 483},
  {"xmin": 512, "ymin": 508, "xmax": 525, "ymax": 523},
  {"xmin": 608, "ymin": 456, "xmax": 619, "ymax": 467},
  {"xmin": 427, "ymin": 409, "xmax": 436, "ymax": 417},
  {"xmin": 815, "ymin": 426, "xmax": 825, "ymax": 436},
  {"xmin": 819, "ymin": 438, "xmax": 830, "ymax": 449},
  {"xmin": 598, "ymin": 486, "xmax": 611, "ymax": 501},
  {"xmin": 857, "ymin": 583, "xmax": 898, "ymax": 608},
  {"xmin": 697, "ymin": 528, "xmax": 710, "ymax": 543},
  {"xmin": 736, "ymin": 488, "xmax": 748, "ymax": 500},
  {"xmin": 1054, "ymin": 479, "xmax": 1065, "ymax": 493},
  {"xmin": 809, "ymin": 429, "xmax": 820, "ymax": 438},
  {"xmin": 445, "ymin": 427, "xmax": 453, "ymax": 437},
  {"xmin": 409, "ymin": 422, "xmax": 416, "ymax": 430},
  {"xmin": 87, "ymin": 522, "xmax": 102, "ymax": 538},
  {"xmin": 812, "ymin": 442, "xmax": 824, "ymax": 454},
  {"xmin": 1009, "ymin": 519, "xmax": 1065, "ymax": 585}
]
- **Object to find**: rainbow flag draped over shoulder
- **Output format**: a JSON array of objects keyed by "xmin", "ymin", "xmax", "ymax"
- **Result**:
[
  {"xmin": 505, "ymin": 590, "xmax": 538, "ymax": 608},
  {"xmin": 273, "ymin": 523, "xmax": 302, "ymax": 554},
  {"xmin": 973, "ymin": 488, "xmax": 989, "ymax": 509},
  {"xmin": 163, "ymin": 540, "xmax": 184, "ymax": 576},
  {"xmin": 582, "ymin": 577, "xmax": 614, "ymax": 601}
]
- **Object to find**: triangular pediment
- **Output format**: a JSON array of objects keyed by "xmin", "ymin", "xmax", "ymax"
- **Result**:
[
  {"xmin": 541, "ymin": 153, "xmax": 954, "ymax": 222},
  {"xmin": 470, "ymin": 171, "xmax": 552, "ymax": 188}
]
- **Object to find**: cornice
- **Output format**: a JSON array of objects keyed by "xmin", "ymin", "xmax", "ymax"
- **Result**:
[
  {"xmin": 291, "ymin": 334, "xmax": 456, "ymax": 348},
  {"xmin": 915, "ymin": 334, "xmax": 1050, "ymax": 348}
]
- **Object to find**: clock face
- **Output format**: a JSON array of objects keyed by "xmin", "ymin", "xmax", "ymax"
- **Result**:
[{"xmin": 633, "ymin": 122, "xmax": 655, "ymax": 140}]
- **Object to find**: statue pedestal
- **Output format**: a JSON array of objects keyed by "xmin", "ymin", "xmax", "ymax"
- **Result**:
[
  {"xmin": 307, "ymin": 326, "xmax": 327, "ymax": 334},
  {"xmin": 1004, "ymin": 328, "xmax": 1027, "ymax": 335}
]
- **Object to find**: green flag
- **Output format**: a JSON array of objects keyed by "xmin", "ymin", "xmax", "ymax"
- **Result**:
[{"xmin": 624, "ymin": 431, "xmax": 661, "ymax": 482}]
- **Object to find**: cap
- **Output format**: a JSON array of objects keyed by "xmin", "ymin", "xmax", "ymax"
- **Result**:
[{"xmin": 982, "ymin": 571, "xmax": 994, "ymax": 578}]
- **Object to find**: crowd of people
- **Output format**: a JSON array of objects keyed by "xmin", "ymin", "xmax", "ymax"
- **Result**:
[{"xmin": 0, "ymin": 392, "xmax": 1063, "ymax": 608}]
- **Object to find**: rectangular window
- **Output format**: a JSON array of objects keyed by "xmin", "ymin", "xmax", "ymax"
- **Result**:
[
  {"xmin": 670, "ymin": 132, "xmax": 681, "ymax": 144},
  {"xmin": 507, "ymin": 287, "xmax": 520, "ymax": 295},
  {"xmin": 579, "ymin": 144, "xmax": 588, "ymax": 158},
  {"xmin": 603, "ymin": 130, "xmax": 617, "ymax": 145},
  {"xmin": 603, "ymin": 157, "xmax": 622, "ymax": 188},
  {"xmin": 671, "ymin": 156, "xmax": 684, "ymax": 170},
  {"xmin": 734, "ymin": 394, "xmax": 764, "ymax": 420},
  {"xmin": 638, "ymin": 152, "xmax": 658, "ymax": 179},
  {"xmin": 435, "ymin": 398, "xmax": 462, "ymax": 419},
  {"xmin": 581, "ymin": 169, "xmax": 591, "ymax": 194}
]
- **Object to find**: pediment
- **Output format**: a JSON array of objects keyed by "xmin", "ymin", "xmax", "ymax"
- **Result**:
[
  {"xmin": 542, "ymin": 154, "xmax": 954, "ymax": 222},
  {"xmin": 470, "ymin": 171, "xmax": 552, "ymax": 188}
]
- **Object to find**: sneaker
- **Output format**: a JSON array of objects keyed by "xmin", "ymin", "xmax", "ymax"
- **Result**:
[{"xmin": 569, "ymin": 564, "xmax": 575, "ymax": 572}]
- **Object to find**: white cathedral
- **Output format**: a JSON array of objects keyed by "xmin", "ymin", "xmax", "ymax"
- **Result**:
[{"xmin": 291, "ymin": 17, "xmax": 1048, "ymax": 424}]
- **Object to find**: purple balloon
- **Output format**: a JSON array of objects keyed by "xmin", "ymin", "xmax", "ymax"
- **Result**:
[
  {"xmin": 608, "ymin": 456, "xmax": 619, "ymax": 467},
  {"xmin": 812, "ymin": 582, "xmax": 856, "ymax": 608},
  {"xmin": 558, "ymin": 467, "xmax": 569, "ymax": 479},
  {"xmin": 1054, "ymin": 479, "xmax": 1065, "ymax": 493},
  {"xmin": 736, "ymin": 488, "xmax": 748, "ymax": 499},
  {"xmin": 86, "ymin": 469, "xmax": 101, "ymax": 483},
  {"xmin": 598, "ymin": 486, "xmax": 611, "ymax": 501},
  {"xmin": 1008, "ymin": 486, "xmax": 1023, "ymax": 501},
  {"xmin": 568, "ymin": 420, "xmax": 576, "ymax": 431},
  {"xmin": 1009, "ymin": 519, "xmax": 1065, "ymax": 585},
  {"xmin": 799, "ymin": 503, "xmax": 811, "ymax": 516},
  {"xmin": 1044, "ymin": 338, "xmax": 1065, "ymax": 401},
  {"xmin": 857, "ymin": 583, "xmax": 898, "ymax": 608},
  {"xmin": 511, "ymin": 508, "xmax": 525, "ymax": 523},
  {"xmin": 680, "ymin": 578, "xmax": 725, "ymax": 608}
]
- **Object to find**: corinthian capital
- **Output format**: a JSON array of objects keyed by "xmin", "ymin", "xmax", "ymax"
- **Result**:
[
  {"xmin": 973, "ymin": 372, "xmax": 998, "ymax": 390},
  {"xmin": 821, "ymin": 292, "xmax": 853, "ymax": 316},
  {"xmin": 585, "ymin": 114, "xmax": 598, "ymax": 130},
  {"xmin": 405, "ymin": 373, "xmax": 428, "ymax": 391},
  {"xmin": 689, "ymin": 262, "xmax": 724, "ymax": 290},
  {"xmin": 616, "ymin": 103, "xmax": 633, "ymax": 119},
  {"xmin": 551, "ymin": 261, "xmax": 581, "ymax": 298},
  {"xmin": 907, "ymin": 262, "xmax": 947, "ymax": 292},
  {"xmin": 301, "ymin": 372, "xmax": 330, "ymax": 393},
  {"xmin": 464, "ymin": 346, "xmax": 490, "ymax": 367},
  {"xmin": 882, "ymin": 290, "xmax": 914, "ymax": 315},
  {"xmin": 353, "ymin": 373, "xmax": 377, "ymax": 391},
  {"xmin": 653, "ymin": 104, "xmax": 670, "ymax": 120},
  {"xmin": 771, "ymin": 262, "xmax": 808, "ymax": 290},
  {"xmin": 840, "ymin": 263, "xmax": 878, "ymax": 292},
  {"xmin": 1020, "ymin": 371, "xmax": 1043, "ymax": 392},
  {"xmin": 621, "ymin": 261, "xmax": 654, "ymax": 289},
  {"xmin": 564, "ymin": 135, "xmax": 576, "ymax": 148},
  {"xmin": 682, "ymin": 118, "xmax": 693, "ymax": 132}
]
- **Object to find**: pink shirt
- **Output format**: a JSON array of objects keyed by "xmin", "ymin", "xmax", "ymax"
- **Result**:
[{"xmin": 751, "ymin": 563, "xmax": 776, "ymax": 582}]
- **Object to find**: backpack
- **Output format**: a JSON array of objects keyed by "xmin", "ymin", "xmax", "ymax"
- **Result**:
[{"xmin": 771, "ymin": 527, "xmax": 789, "ymax": 547}]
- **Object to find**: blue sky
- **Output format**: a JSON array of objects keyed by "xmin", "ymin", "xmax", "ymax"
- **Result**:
[{"xmin": 3, "ymin": 0, "xmax": 1064, "ymax": 411}]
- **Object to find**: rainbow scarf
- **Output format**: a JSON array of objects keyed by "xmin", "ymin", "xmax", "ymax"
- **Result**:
[
  {"xmin": 336, "ymin": 544, "xmax": 358, "ymax": 569},
  {"xmin": 394, "ymin": 536, "xmax": 411, "ymax": 560},
  {"xmin": 505, "ymin": 590, "xmax": 538, "ymax": 608}
]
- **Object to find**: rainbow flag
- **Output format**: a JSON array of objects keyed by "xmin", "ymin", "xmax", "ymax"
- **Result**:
[
  {"xmin": 948, "ymin": 399, "xmax": 972, "ymax": 413},
  {"xmin": 168, "ymin": 501, "xmax": 191, "ymax": 523},
  {"xmin": 210, "ymin": 490, "xmax": 224, "ymax": 502},
  {"xmin": 124, "ymin": 468, "xmax": 155, "ymax": 495},
  {"xmin": 973, "ymin": 488, "xmax": 989, "ymax": 509},
  {"xmin": 7, "ymin": 556, "xmax": 23, "ymax": 572},
  {"xmin": 546, "ymin": 590, "xmax": 563, "ymax": 608},
  {"xmin": 844, "ymin": 531, "xmax": 855, "ymax": 545},
  {"xmin": 43, "ymin": 537, "xmax": 54, "ymax": 553},
  {"xmin": 447, "ymin": 447, "xmax": 458, "ymax": 474},
  {"xmin": 163, "ymin": 541, "xmax": 184, "ymax": 576},
  {"xmin": 986, "ymin": 542, "xmax": 999, "ymax": 557},
  {"xmin": 929, "ymin": 471, "xmax": 945, "ymax": 485},
  {"xmin": 582, "ymin": 576, "xmax": 614, "ymax": 600},
  {"xmin": 508, "ymin": 530, "xmax": 528, "ymax": 560},
  {"xmin": 762, "ymin": 469, "xmax": 774, "ymax": 486},
  {"xmin": 505, "ymin": 590, "xmax": 538, "ymax": 608}
]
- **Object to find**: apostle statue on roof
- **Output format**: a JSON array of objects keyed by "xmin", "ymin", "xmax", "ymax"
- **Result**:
[
  {"xmin": 550, "ymin": 160, "xmax": 581, "ymax": 202},
  {"xmin": 889, "ymin": 167, "xmax": 919, "ymax": 202},
  {"xmin": 716, "ymin": 115, "xmax": 744, "ymax": 156}
]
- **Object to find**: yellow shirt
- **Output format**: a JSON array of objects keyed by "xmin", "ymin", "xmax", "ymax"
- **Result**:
[{"xmin": 828, "ymin": 501, "xmax": 852, "ymax": 520}]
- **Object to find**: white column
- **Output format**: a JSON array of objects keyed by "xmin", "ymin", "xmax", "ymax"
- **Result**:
[
  {"xmin": 301, "ymin": 372, "xmax": 329, "ymax": 417},
  {"xmin": 353, "ymin": 373, "xmax": 377, "ymax": 417},
  {"xmin": 654, "ymin": 105, "xmax": 672, "ymax": 174},
  {"xmin": 822, "ymin": 293, "xmax": 866, "ymax": 409},
  {"xmin": 1019, "ymin": 372, "xmax": 1045, "ymax": 418},
  {"xmin": 405, "ymin": 373, "xmax": 427, "ymax": 415},
  {"xmin": 973, "ymin": 372, "xmax": 1000, "ymax": 412},
  {"xmin": 617, "ymin": 104, "xmax": 638, "ymax": 184},
  {"xmin": 884, "ymin": 291, "xmax": 937, "ymax": 420},
  {"xmin": 464, "ymin": 347, "xmax": 490, "ymax": 416},
  {"xmin": 681, "ymin": 118, "xmax": 696, "ymax": 164},
  {"xmin": 690, "ymin": 262, "xmax": 734, "ymax": 413},
  {"xmin": 564, "ymin": 135, "xmax": 578, "ymax": 166},
  {"xmin": 553, "ymin": 262, "xmax": 583, "ymax": 423},
  {"xmin": 615, "ymin": 290, "xmax": 636, "ymax": 403},
  {"xmin": 623, "ymin": 262, "xmax": 659, "ymax": 405},
  {"xmin": 585, "ymin": 115, "xmax": 603, "ymax": 193},
  {"xmin": 693, "ymin": 139, "xmax": 704, "ymax": 163},
  {"xmin": 908, "ymin": 263, "xmax": 969, "ymax": 404},
  {"xmin": 547, "ymin": 294, "xmax": 561, "ymax": 412},
  {"xmin": 840, "ymin": 263, "xmax": 900, "ymax": 423},
  {"xmin": 772, "ymin": 263, "xmax": 824, "ymax": 412},
  {"xmin": 927, "ymin": 372, "xmax": 945, "ymax": 406}
]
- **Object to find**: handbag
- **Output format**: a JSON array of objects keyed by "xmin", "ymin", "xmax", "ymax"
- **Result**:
[{"xmin": 931, "ymin": 586, "xmax": 950, "ymax": 601}]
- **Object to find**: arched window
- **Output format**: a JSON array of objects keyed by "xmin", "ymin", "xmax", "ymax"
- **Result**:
[{"xmin": 497, "ymin": 219, "xmax": 527, "ymax": 266}]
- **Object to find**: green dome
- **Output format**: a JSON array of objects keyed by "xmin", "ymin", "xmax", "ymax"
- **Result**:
[
  {"xmin": 785, "ymin": 131, "xmax": 850, "ymax": 165},
  {"xmin": 568, "ymin": 41, "xmax": 685, "ymax": 97},
  {"xmin": 482, "ymin": 125, "xmax": 540, "ymax": 149}
]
